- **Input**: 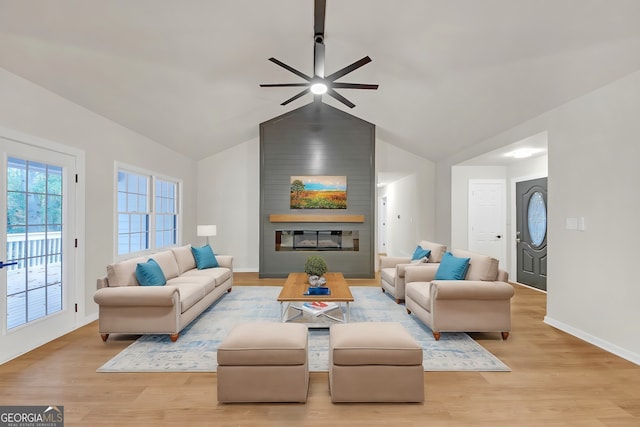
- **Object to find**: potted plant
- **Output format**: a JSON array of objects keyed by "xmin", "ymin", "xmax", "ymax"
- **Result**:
[{"xmin": 304, "ymin": 255, "xmax": 328, "ymax": 287}]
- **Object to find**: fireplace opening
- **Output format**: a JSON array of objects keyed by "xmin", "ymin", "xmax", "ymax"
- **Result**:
[{"xmin": 275, "ymin": 230, "xmax": 359, "ymax": 251}]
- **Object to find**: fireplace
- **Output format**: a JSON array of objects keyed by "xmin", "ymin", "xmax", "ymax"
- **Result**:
[{"xmin": 275, "ymin": 230, "xmax": 359, "ymax": 251}]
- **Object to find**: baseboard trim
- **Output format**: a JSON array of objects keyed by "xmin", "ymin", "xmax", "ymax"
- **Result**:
[
  {"xmin": 233, "ymin": 267, "xmax": 259, "ymax": 273},
  {"xmin": 544, "ymin": 316, "xmax": 640, "ymax": 366},
  {"xmin": 81, "ymin": 312, "xmax": 99, "ymax": 326}
]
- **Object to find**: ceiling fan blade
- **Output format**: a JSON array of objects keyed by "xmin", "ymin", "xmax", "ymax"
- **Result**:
[
  {"xmin": 327, "ymin": 88, "xmax": 355, "ymax": 108},
  {"xmin": 314, "ymin": 41, "xmax": 325, "ymax": 78},
  {"xmin": 281, "ymin": 88, "xmax": 311, "ymax": 106},
  {"xmin": 268, "ymin": 57, "xmax": 312, "ymax": 81},
  {"xmin": 314, "ymin": 0, "xmax": 326, "ymax": 37},
  {"xmin": 332, "ymin": 83, "xmax": 379, "ymax": 90},
  {"xmin": 260, "ymin": 83, "xmax": 310, "ymax": 87},
  {"xmin": 325, "ymin": 56, "xmax": 372, "ymax": 82}
]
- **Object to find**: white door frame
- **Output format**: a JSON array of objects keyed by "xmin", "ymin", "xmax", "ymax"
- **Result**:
[{"xmin": 0, "ymin": 126, "xmax": 85, "ymax": 364}]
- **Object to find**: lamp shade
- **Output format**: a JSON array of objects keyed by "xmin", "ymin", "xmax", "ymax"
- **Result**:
[{"xmin": 197, "ymin": 225, "xmax": 217, "ymax": 237}]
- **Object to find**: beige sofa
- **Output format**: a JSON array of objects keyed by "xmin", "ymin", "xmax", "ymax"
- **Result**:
[
  {"xmin": 380, "ymin": 240, "xmax": 447, "ymax": 303},
  {"xmin": 404, "ymin": 248, "xmax": 514, "ymax": 340},
  {"xmin": 94, "ymin": 244, "xmax": 233, "ymax": 342}
]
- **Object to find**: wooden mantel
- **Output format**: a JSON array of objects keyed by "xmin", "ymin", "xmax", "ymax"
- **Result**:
[{"xmin": 269, "ymin": 214, "xmax": 365, "ymax": 223}]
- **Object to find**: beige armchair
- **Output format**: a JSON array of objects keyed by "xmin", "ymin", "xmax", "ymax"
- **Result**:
[
  {"xmin": 379, "ymin": 240, "xmax": 447, "ymax": 303},
  {"xmin": 404, "ymin": 249, "xmax": 514, "ymax": 340}
]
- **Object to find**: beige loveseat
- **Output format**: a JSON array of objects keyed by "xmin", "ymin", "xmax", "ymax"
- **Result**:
[
  {"xmin": 404, "ymin": 249, "xmax": 514, "ymax": 340},
  {"xmin": 93, "ymin": 245, "xmax": 233, "ymax": 342},
  {"xmin": 380, "ymin": 240, "xmax": 447, "ymax": 303}
]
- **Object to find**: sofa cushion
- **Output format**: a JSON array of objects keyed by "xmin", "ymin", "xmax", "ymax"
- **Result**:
[
  {"xmin": 405, "ymin": 282, "xmax": 431, "ymax": 313},
  {"xmin": 191, "ymin": 244, "xmax": 219, "ymax": 269},
  {"xmin": 166, "ymin": 275, "xmax": 215, "ymax": 294},
  {"xmin": 418, "ymin": 241, "xmax": 447, "ymax": 263},
  {"xmin": 411, "ymin": 246, "xmax": 431, "ymax": 262},
  {"xmin": 451, "ymin": 249, "xmax": 499, "ymax": 281},
  {"xmin": 172, "ymin": 245, "xmax": 197, "ymax": 274},
  {"xmin": 435, "ymin": 252, "xmax": 470, "ymax": 280},
  {"xmin": 152, "ymin": 250, "xmax": 180, "ymax": 280},
  {"xmin": 107, "ymin": 255, "xmax": 147, "ymax": 287},
  {"xmin": 380, "ymin": 267, "xmax": 397, "ymax": 285},
  {"xmin": 135, "ymin": 259, "xmax": 166, "ymax": 286},
  {"xmin": 180, "ymin": 267, "xmax": 232, "ymax": 287}
]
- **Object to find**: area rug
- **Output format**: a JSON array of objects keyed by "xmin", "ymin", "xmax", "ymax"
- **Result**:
[{"xmin": 97, "ymin": 286, "xmax": 510, "ymax": 373}]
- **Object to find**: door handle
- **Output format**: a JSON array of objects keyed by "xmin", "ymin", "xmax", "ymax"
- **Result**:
[
  {"xmin": 516, "ymin": 231, "xmax": 521, "ymax": 243},
  {"xmin": 496, "ymin": 235, "xmax": 502, "ymax": 239},
  {"xmin": 0, "ymin": 260, "xmax": 18, "ymax": 269}
]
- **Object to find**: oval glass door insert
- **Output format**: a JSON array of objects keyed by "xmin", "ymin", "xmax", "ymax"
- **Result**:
[{"xmin": 527, "ymin": 191, "xmax": 547, "ymax": 247}]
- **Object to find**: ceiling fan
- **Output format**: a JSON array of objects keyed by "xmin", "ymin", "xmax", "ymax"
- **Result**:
[{"xmin": 260, "ymin": 0, "xmax": 378, "ymax": 108}]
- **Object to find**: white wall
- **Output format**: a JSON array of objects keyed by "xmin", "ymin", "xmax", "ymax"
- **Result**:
[
  {"xmin": 0, "ymin": 68, "xmax": 199, "ymax": 322},
  {"xmin": 436, "ymin": 70, "xmax": 640, "ymax": 364},
  {"xmin": 507, "ymin": 155, "xmax": 548, "ymax": 181},
  {"xmin": 376, "ymin": 140, "xmax": 436, "ymax": 257},
  {"xmin": 378, "ymin": 174, "xmax": 420, "ymax": 257},
  {"xmin": 197, "ymin": 138, "xmax": 260, "ymax": 271}
]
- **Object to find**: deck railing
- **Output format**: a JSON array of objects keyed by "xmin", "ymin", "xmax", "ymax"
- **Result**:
[{"xmin": 6, "ymin": 232, "xmax": 62, "ymax": 270}]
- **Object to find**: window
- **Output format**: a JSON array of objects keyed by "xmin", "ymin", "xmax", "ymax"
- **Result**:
[
  {"xmin": 155, "ymin": 178, "xmax": 178, "ymax": 248},
  {"xmin": 117, "ymin": 166, "xmax": 180, "ymax": 256}
]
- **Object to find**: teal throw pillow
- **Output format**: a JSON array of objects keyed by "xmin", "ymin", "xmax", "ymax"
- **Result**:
[
  {"xmin": 434, "ymin": 252, "xmax": 471, "ymax": 280},
  {"xmin": 135, "ymin": 258, "xmax": 166, "ymax": 286},
  {"xmin": 411, "ymin": 246, "xmax": 431, "ymax": 261},
  {"xmin": 191, "ymin": 244, "xmax": 219, "ymax": 270}
]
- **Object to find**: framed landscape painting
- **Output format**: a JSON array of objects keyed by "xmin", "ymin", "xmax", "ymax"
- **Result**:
[{"xmin": 290, "ymin": 175, "xmax": 347, "ymax": 209}]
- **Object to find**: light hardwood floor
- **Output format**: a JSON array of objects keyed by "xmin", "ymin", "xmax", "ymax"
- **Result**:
[{"xmin": 1, "ymin": 273, "xmax": 638, "ymax": 426}]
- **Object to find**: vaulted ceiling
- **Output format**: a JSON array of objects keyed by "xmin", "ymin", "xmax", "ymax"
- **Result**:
[{"xmin": 1, "ymin": 0, "xmax": 640, "ymax": 161}]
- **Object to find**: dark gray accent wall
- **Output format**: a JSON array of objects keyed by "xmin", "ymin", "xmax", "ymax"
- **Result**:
[{"xmin": 259, "ymin": 102, "xmax": 375, "ymax": 278}]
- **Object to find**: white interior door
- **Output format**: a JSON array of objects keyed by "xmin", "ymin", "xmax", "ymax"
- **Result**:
[
  {"xmin": 377, "ymin": 196, "xmax": 387, "ymax": 254},
  {"xmin": 0, "ymin": 137, "xmax": 77, "ymax": 363},
  {"xmin": 468, "ymin": 179, "xmax": 506, "ymax": 265}
]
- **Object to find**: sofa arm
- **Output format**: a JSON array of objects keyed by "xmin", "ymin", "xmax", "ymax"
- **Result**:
[
  {"xmin": 405, "ymin": 264, "xmax": 439, "ymax": 283},
  {"xmin": 431, "ymin": 280, "xmax": 515, "ymax": 300},
  {"xmin": 94, "ymin": 286, "xmax": 180, "ymax": 307},
  {"xmin": 395, "ymin": 263, "xmax": 416, "ymax": 278},
  {"xmin": 215, "ymin": 255, "xmax": 234, "ymax": 270},
  {"xmin": 497, "ymin": 269, "xmax": 509, "ymax": 282},
  {"xmin": 97, "ymin": 276, "xmax": 109, "ymax": 289},
  {"xmin": 380, "ymin": 256, "xmax": 411, "ymax": 269}
]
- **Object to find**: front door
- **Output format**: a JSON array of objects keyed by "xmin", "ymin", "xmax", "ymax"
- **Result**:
[
  {"xmin": 516, "ymin": 177, "xmax": 547, "ymax": 290},
  {"xmin": 0, "ymin": 137, "xmax": 77, "ymax": 363}
]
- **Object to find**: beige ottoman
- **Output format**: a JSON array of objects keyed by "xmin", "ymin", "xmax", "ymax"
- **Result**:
[
  {"xmin": 217, "ymin": 322, "xmax": 309, "ymax": 403},
  {"xmin": 329, "ymin": 322, "xmax": 424, "ymax": 403}
]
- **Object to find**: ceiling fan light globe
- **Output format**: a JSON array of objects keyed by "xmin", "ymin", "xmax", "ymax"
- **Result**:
[{"xmin": 310, "ymin": 82, "xmax": 328, "ymax": 95}]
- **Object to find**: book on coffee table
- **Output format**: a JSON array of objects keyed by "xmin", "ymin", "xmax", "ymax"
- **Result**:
[{"xmin": 299, "ymin": 301, "xmax": 339, "ymax": 316}]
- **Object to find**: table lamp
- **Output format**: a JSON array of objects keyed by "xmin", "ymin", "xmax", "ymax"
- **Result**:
[{"xmin": 197, "ymin": 225, "xmax": 217, "ymax": 245}]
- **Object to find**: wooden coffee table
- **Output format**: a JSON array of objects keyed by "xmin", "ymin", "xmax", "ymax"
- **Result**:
[{"xmin": 277, "ymin": 272, "xmax": 354, "ymax": 327}]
